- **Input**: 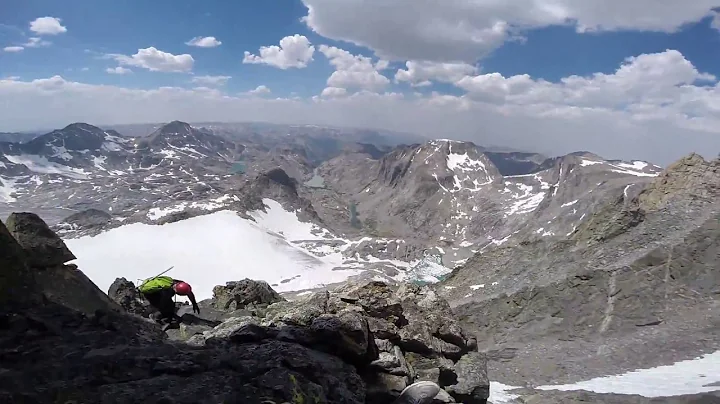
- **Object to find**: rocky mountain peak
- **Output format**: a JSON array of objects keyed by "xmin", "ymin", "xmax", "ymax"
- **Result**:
[
  {"xmin": 146, "ymin": 120, "xmax": 235, "ymax": 160},
  {"xmin": 24, "ymin": 122, "xmax": 109, "ymax": 153},
  {"xmin": 638, "ymin": 152, "xmax": 720, "ymax": 211},
  {"xmin": 376, "ymin": 139, "xmax": 500, "ymax": 190}
]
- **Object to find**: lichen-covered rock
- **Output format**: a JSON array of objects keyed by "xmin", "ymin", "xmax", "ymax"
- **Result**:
[
  {"xmin": 5, "ymin": 212, "xmax": 76, "ymax": 267},
  {"xmin": 211, "ymin": 278, "xmax": 285, "ymax": 311}
]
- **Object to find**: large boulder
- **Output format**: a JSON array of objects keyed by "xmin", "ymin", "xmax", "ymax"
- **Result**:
[
  {"xmin": 0, "ymin": 219, "xmax": 38, "ymax": 307},
  {"xmin": 5, "ymin": 212, "xmax": 76, "ymax": 268},
  {"xmin": 108, "ymin": 277, "xmax": 154, "ymax": 317},
  {"xmin": 211, "ymin": 278, "xmax": 285, "ymax": 311}
]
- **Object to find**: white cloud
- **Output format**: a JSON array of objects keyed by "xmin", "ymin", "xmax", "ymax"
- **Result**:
[
  {"xmin": 186, "ymin": 36, "xmax": 222, "ymax": 48},
  {"xmin": 106, "ymin": 67, "xmax": 132, "ymax": 75},
  {"xmin": 318, "ymin": 45, "xmax": 389, "ymax": 92},
  {"xmin": 300, "ymin": 0, "xmax": 720, "ymax": 62},
  {"xmin": 29, "ymin": 17, "xmax": 67, "ymax": 35},
  {"xmin": 191, "ymin": 75, "xmax": 231, "ymax": 86},
  {"xmin": 245, "ymin": 85, "xmax": 272, "ymax": 95},
  {"xmin": 3, "ymin": 46, "xmax": 23, "ymax": 53},
  {"xmin": 110, "ymin": 47, "xmax": 194, "ymax": 73},
  {"xmin": 320, "ymin": 87, "xmax": 348, "ymax": 98},
  {"xmin": 1, "ymin": 49, "xmax": 719, "ymax": 166},
  {"xmin": 396, "ymin": 61, "xmax": 478, "ymax": 86},
  {"xmin": 23, "ymin": 37, "xmax": 51, "ymax": 48},
  {"xmin": 81, "ymin": 67, "xmax": 90, "ymax": 72},
  {"xmin": 3, "ymin": 76, "xmax": 20, "ymax": 81},
  {"xmin": 243, "ymin": 34, "xmax": 315, "ymax": 69}
]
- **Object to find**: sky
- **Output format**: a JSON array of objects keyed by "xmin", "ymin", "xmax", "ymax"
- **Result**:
[{"xmin": 1, "ymin": 1, "xmax": 720, "ymax": 165}]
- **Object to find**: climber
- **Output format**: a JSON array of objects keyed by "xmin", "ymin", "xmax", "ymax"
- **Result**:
[{"xmin": 137, "ymin": 275, "xmax": 200, "ymax": 330}]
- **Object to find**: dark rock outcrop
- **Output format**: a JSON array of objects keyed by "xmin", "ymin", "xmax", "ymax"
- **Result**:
[
  {"xmin": 186, "ymin": 280, "xmax": 490, "ymax": 403},
  {"xmin": 6, "ymin": 212, "xmax": 76, "ymax": 267}
]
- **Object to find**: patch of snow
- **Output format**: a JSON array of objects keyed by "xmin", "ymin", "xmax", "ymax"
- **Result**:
[
  {"xmin": 536, "ymin": 350, "xmax": 720, "ymax": 397},
  {"xmin": 610, "ymin": 168, "xmax": 658, "ymax": 177},
  {"xmin": 617, "ymin": 161, "xmax": 648, "ymax": 170},
  {"xmin": 561, "ymin": 200, "xmax": 578, "ymax": 207},
  {"xmin": 0, "ymin": 176, "xmax": 18, "ymax": 203},
  {"xmin": 470, "ymin": 284, "xmax": 484, "ymax": 290},
  {"xmin": 250, "ymin": 198, "xmax": 332, "ymax": 241},
  {"xmin": 489, "ymin": 382, "xmax": 522, "ymax": 403},
  {"xmin": 623, "ymin": 184, "xmax": 633, "ymax": 198},
  {"xmin": 65, "ymin": 210, "xmax": 360, "ymax": 301},
  {"xmin": 4, "ymin": 154, "xmax": 90, "ymax": 179},
  {"xmin": 52, "ymin": 146, "xmax": 73, "ymax": 160},
  {"xmin": 102, "ymin": 141, "xmax": 124, "ymax": 152},
  {"xmin": 580, "ymin": 159, "xmax": 603, "ymax": 167},
  {"xmin": 447, "ymin": 152, "xmax": 486, "ymax": 173}
]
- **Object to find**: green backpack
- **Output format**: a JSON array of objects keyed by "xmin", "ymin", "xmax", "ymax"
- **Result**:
[{"xmin": 138, "ymin": 276, "xmax": 174, "ymax": 294}]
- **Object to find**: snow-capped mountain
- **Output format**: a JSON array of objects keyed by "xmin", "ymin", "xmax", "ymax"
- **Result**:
[{"xmin": 313, "ymin": 138, "xmax": 664, "ymax": 267}]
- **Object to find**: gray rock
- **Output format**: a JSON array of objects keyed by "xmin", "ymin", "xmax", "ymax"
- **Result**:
[
  {"xmin": 5, "ymin": 212, "xmax": 76, "ymax": 267},
  {"xmin": 108, "ymin": 277, "xmax": 154, "ymax": 317},
  {"xmin": 212, "ymin": 278, "xmax": 285, "ymax": 311},
  {"xmin": 444, "ymin": 352, "xmax": 490, "ymax": 403}
]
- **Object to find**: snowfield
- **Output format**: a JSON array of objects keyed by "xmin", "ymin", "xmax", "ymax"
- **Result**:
[
  {"xmin": 65, "ymin": 198, "xmax": 454, "ymax": 300},
  {"xmin": 536, "ymin": 349, "xmax": 720, "ymax": 397},
  {"xmin": 65, "ymin": 204, "xmax": 362, "ymax": 300}
]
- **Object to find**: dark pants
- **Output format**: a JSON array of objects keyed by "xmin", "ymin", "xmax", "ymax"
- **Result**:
[{"xmin": 142, "ymin": 288, "xmax": 179, "ymax": 324}]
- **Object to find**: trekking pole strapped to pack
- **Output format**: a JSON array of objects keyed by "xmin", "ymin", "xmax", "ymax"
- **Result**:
[{"xmin": 137, "ymin": 266, "xmax": 175, "ymax": 294}]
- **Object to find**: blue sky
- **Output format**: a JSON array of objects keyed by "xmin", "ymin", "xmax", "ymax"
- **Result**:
[{"xmin": 0, "ymin": 0, "xmax": 719, "ymax": 164}]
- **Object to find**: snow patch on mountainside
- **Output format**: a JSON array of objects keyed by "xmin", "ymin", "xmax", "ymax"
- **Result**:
[
  {"xmin": 0, "ymin": 176, "xmax": 18, "ymax": 203},
  {"xmin": 4, "ymin": 153, "xmax": 90, "ymax": 179},
  {"xmin": 146, "ymin": 194, "xmax": 241, "ymax": 220},
  {"xmin": 536, "ymin": 350, "xmax": 720, "ymax": 397}
]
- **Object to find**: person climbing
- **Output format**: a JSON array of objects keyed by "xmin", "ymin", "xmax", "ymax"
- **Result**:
[{"xmin": 137, "ymin": 275, "xmax": 200, "ymax": 330}]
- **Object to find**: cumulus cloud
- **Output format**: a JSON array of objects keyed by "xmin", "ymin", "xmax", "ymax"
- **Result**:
[
  {"xmin": 191, "ymin": 75, "xmax": 231, "ymax": 86},
  {"xmin": 243, "ymin": 34, "xmax": 315, "ymax": 69},
  {"xmin": 106, "ymin": 67, "xmax": 132, "ymax": 75},
  {"xmin": 29, "ymin": 17, "xmax": 67, "ymax": 35},
  {"xmin": 244, "ymin": 85, "xmax": 272, "ymax": 96},
  {"xmin": 186, "ymin": 36, "xmax": 222, "ymax": 47},
  {"xmin": 318, "ymin": 45, "xmax": 390, "ymax": 91},
  {"xmin": 109, "ymin": 47, "xmax": 194, "ymax": 73},
  {"xmin": 3, "ymin": 46, "xmax": 23, "ymax": 53},
  {"xmin": 396, "ymin": 61, "xmax": 478, "ymax": 86},
  {"xmin": 301, "ymin": 0, "xmax": 720, "ymax": 62},
  {"xmin": 1, "ymin": 49, "xmax": 719, "ymax": 166},
  {"xmin": 320, "ymin": 87, "xmax": 348, "ymax": 98}
]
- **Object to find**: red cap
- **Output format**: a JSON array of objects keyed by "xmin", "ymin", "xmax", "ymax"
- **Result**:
[{"xmin": 174, "ymin": 281, "xmax": 192, "ymax": 296}]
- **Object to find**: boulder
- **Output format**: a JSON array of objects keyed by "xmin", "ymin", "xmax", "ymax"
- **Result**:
[
  {"xmin": 211, "ymin": 278, "xmax": 285, "ymax": 311},
  {"xmin": 0, "ymin": 219, "xmax": 38, "ymax": 307},
  {"xmin": 62, "ymin": 208, "xmax": 112, "ymax": 228},
  {"xmin": 5, "ymin": 212, "xmax": 76, "ymax": 268},
  {"xmin": 108, "ymin": 277, "xmax": 154, "ymax": 317}
]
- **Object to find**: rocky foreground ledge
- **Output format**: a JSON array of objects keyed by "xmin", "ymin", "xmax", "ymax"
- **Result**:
[{"xmin": 0, "ymin": 212, "xmax": 489, "ymax": 404}]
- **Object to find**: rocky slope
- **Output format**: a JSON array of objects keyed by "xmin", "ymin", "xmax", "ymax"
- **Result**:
[
  {"xmin": 314, "ymin": 139, "xmax": 663, "ymax": 268},
  {"xmin": 0, "ymin": 211, "xmax": 490, "ymax": 403},
  {"xmin": 438, "ymin": 153, "xmax": 720, "ymax": 392}
]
